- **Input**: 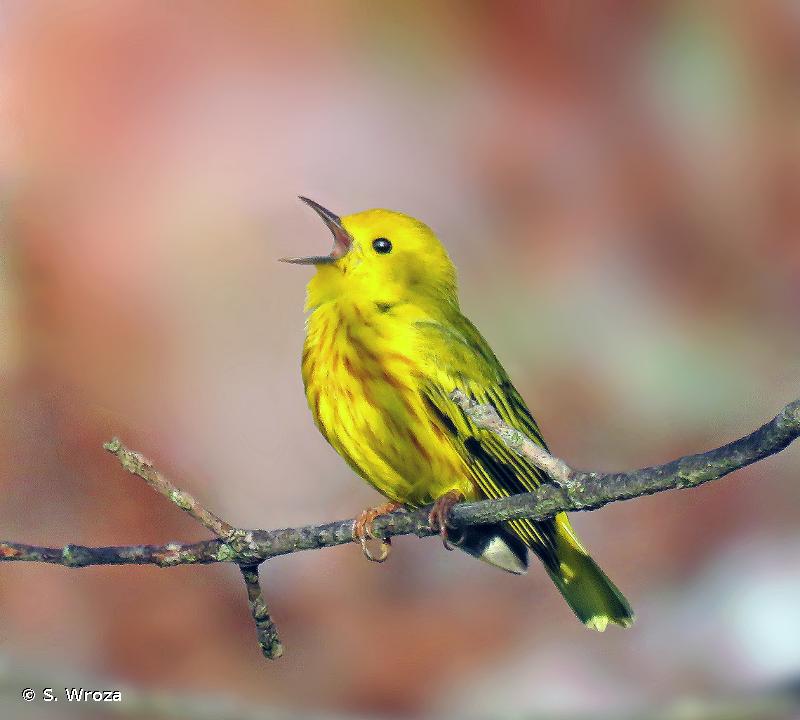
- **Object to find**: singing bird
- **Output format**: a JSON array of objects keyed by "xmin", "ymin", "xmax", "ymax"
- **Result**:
[{"xmin": 283, "ymin": 197, "xmax": 634, "ymax": 631}]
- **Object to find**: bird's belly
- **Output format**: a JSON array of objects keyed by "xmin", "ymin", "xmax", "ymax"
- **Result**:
[{"xmin": 305, "ymin": 340, "xmax": 473, "ymax": 506}]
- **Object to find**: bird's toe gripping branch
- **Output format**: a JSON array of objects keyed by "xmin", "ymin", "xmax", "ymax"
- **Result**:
[
  {"xmin": 352, "ymin": 501, "xmax": 404, "ymax": 562},
  {"xmin": 428, "ymin": 489, "xmax": 465, "ymax": 551}
]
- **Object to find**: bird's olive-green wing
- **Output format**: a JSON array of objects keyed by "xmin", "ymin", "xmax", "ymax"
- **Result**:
[{"xmin": 416, "ymin": 316, "xmax": 559, "ymax": 560}]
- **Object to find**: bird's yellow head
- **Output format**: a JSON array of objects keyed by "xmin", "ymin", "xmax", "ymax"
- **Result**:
[{"xmin": 283, "ymin": 197, "xmax": 458, "ymax": 312}]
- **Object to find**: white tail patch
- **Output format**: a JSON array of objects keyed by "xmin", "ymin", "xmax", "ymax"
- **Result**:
[
  {"xmin": 584, "ymin": 615, "xmax": 610, "ymax": 632},
  {"xmin": 478, "ymin": 535, "xmax": 528, "ymax": 575}
]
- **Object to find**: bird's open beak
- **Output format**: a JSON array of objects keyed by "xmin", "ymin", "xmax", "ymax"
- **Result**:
[{"xmin": 280, "ymin": 197, "xmax": 353, "ymax": 265}]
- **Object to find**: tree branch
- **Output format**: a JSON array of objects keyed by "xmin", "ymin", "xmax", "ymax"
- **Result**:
[{"xmin": 2, "ymin": 394, "xmax": 800, "ymax": 659}]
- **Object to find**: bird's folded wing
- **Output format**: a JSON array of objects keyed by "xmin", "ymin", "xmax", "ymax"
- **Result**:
[{"xmin": 415, "ymin": 317, "xmax": 559, "ymax": 555}]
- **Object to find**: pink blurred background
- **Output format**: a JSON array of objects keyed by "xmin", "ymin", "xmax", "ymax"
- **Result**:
[{"xmin": 1, "ymin": 2, "xmax": 800, "ymax": 718}]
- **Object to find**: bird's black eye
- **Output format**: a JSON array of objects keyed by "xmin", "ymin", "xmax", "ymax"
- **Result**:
[{"xmin": 372, "ymin": 238, "xmax": 392, "ymax": 254}]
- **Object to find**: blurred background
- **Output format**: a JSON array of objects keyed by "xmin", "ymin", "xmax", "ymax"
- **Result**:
[{"xmin": 1, "ymin": 1, "xmax": 800, "ymax": 719}]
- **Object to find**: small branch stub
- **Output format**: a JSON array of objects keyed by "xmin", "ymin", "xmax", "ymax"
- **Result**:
[{"xmin": 240, "ymin": 565, "xmax": 283, "ymax": 659}]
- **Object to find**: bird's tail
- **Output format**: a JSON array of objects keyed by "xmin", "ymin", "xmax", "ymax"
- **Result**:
[
  {"xmin": 544, "ymin": 516, "xmax": 634, "ymax": 631},
  {"xmin": 453, "ymin": 516, "xmax": 633, "ymax": 631}
]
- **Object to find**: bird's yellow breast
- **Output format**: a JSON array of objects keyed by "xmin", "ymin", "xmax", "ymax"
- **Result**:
[{"xmin": 302, "ymin": 300, "xmax": 476, "ymax": 506}]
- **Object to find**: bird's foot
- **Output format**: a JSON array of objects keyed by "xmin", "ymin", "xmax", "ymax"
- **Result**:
[
  {"xmin": 352, "ymin": 501, "xmax": 404, "ymax": 563},
  {"xmin": 428, "ymin": 490, "xmax": 464, "ymax": 551}
]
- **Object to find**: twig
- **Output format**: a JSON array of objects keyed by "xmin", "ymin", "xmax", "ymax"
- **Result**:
[
  {"xmin": 450, "ymin": 388, "xmax": 574, "ymax": 486},
  {"xmin": 3, "ymin": 395, "xmax": 800, "ymax": 658},
  {"xmin": 239, "ymin": 565, "xmax": 283, "ymax": 659},
  {"xmin": 103, "ymin": 438, "xmax": 234, "ymax": 539}
]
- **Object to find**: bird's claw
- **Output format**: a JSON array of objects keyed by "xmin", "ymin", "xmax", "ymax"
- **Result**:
[
  {"xmin": 428, "ymin": 490, "xmax": 464, "ymax": 551},
  {"xmin": 359, "ymin": 535, "xmax": 391, "ymax": 563},
  {"xmin": 352, "ymin": 501, "xmax": 403, "ymax": 563}
]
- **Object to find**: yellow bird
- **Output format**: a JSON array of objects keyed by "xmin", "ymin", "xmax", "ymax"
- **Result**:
[{"xmin": 283, "ymin": 197, "xmax": 633, "ymax": 631}]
